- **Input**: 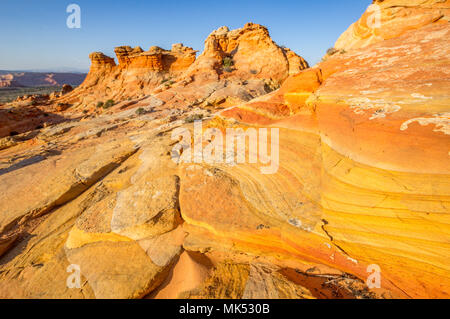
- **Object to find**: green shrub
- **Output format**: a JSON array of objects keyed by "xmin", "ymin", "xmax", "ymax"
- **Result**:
[
  {"xmin": 96, "ymin": 101, "xmax": 104, "ymax": 108},
  {"xmin": 161, "ymin": 77, "xmax": 175, "ymax": 86},
  {"xmin": 103, "ymin": 99, "xmax": 115, "ymax": 109},
  {"xmin": 135, "ymin": 107, "xmax": 145, "ymax": 115},
  {"xmin": 184, "ymin": 113, "xmax": 204, "ymax": 123},
  {"xmin": 222, "ymin": 57, "xmax": 234, "ymax": 72},
  {"xmin": 326, "ymin": 47, "xmax": 338, "ymax": 56}
]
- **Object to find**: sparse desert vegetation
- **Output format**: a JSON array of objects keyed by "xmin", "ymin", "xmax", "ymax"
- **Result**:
[
  {"xmin": 222, "ymin": 56, "xmax": 234, "ymax": 72},
  {"xmin": 0, "ymin": 86, "xmax": 61, "ymax": 103}
]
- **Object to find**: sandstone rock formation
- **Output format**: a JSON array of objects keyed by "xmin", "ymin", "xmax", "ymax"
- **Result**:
[
  {"xmin": 0, "ymin": 74, "xmax": 25, "ymax": 88},
  {"xmin": 220, "ymin": 20, "xmax": 450, "ymax": 299},
  {"xmin": 58, "ymin": 23, "xmax": 307, "ymax": 110},
  {"xmin": 0, "ymin": 9, "xmax": 448, "ymax": 300},
  {"xmin": 335, "ymin": 0, "xmax": 450, "ymax": 50},
  {"xmin": 61, "ymin": 84, "xmax": 73, "ymax": 95},
  {"xmin": 184, "ymin": 23, "xmax": 308, "ymax": 82},
  {"xmin": 0, "ymin": 103, "xmax": 66, "ymax": 138}
]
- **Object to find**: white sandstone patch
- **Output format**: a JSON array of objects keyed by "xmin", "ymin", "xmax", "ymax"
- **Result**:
[
  {"xmin": 400, "ymin": 112, "xmax": 450, "ymax": 135},
  {"xmin": 373, "ymin": 56, "xmax": 401, "ymax": 67},
  {"xmin": 411, "ymin": 93, "xmax": 432, "ymax": 100},
  {"xmin": 424, "ymin": 28, "xmax": 449, "ymax": 41},
  {"xmin": 347, "ymin": 97, "xmax": 402, "ymax": 120},
  {"xmin": 360, "ymin": 88, "xmax": 386, "ymax": 95},
  {"xmin": 288, "ymin": 218, "xmax": 313, "ymax": 232},
  {"xmin": 152, "ymin": 191, "xmax": 162, "ymax": 199}
]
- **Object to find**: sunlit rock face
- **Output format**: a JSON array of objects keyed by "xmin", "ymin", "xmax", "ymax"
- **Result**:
[
  {"xmin": 185, "ymin": 23, "xmax": 308, "ymax": 82},
  {"xmin": 220, "ymin": 20, "xmax": 450, "ymax": 298},
  {"xmin": 58, "ymin": 22, "xmax": 307, "ymax": 110},
  {"xmin": 0, "ymin": 22, "xmax": 315, "ymax": 299},
  {"xmin": 0, "ymin": 5, "xmax": 449, "ymax": 299},
  {"xmin": 63, "ymin": 44, "xmax": 197, "ymax": 106},
  {"xmin": 335, "ymin": 0, "xmax": 450, "ymax": 51}
]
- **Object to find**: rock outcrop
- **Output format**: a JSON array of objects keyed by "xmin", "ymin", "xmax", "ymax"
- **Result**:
[
  {"xmin": 335, "ymin": 0, "xmax": 450, "ymax": 50},
  {"xmin": 113, "ymin": 44, "xmax": 196, "ymax": 72},
  {"xmin": 62, "ymin": 43, "xmax": 197, "ymax": 105},
  {"xmin": 220, "ymin": 21, "xmax": 450, "ymax": 298},
  {"xmin": 60, "ymin": 84, "xmax": 73, "ymax": 95},
  {"xmin": 184, "ymin": 23, "xmax": 308, "ymax": 82},
  {"xmin": 59, "ymin": 23, "xmax": 307, "ymax": 110},
  {"xmin": 0, "ymin": 74, "xmax": 25, "ymax": 88}
]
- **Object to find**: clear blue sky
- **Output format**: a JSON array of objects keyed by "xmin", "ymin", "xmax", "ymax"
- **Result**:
[{"xmin": 0, "ymin": 0, "xmax": 371, "ymax": 72}]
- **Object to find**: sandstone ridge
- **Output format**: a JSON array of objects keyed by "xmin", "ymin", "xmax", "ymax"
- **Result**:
[{"xmin": 335, "ymin": 0, "xmax": 450, "ymax": 50}]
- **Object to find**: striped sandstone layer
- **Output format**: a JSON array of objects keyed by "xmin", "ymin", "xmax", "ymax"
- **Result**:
[{"xmin": 210, "ymin": 22, "xmax": 450, "ymax": 298}]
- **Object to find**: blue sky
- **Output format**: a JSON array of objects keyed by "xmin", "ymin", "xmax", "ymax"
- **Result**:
[{"xmin": 0, "ymin": 0, "xmax": 370, "ymax": 72}]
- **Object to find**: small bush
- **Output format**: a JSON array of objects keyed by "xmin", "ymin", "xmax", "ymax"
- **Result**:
[
  {"xmin": 161, "ymin": 77, "xmax": 175, "ymax": 85},
  {"xmin": 222, "ymin": 57, "xmax": 234, "ymax": 72},
  {"xmin": 184, "ymin": 113, "xmax": 204, "ymax": 123},
  {"xmin": 326, "ymin": 47, "xmax": 338, "ymax": 56},
  {"xmin": 96, "ymin": 101, "xmax": 104, "ymax": 108},
  {"xmin": 135, "ymin": 107, "xmax": 146, "ymax": 115},
  {"xmin": 103, "ymin": 99, "xmax": 115, "ymax": 109}
]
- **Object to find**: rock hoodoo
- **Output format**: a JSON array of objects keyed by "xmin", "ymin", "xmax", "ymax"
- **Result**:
[
  {"xmin": 185, "ymin": 23, "xmax": 308, "ymax": 81},
  {"xmin": 59, "ymin": 23, "xmax": 308, "ymax": 108}
]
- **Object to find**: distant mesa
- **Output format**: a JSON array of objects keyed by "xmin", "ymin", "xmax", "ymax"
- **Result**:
[{"xmin": 0, "ymin": 71, "xmax": 86, "ymax": 88}]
